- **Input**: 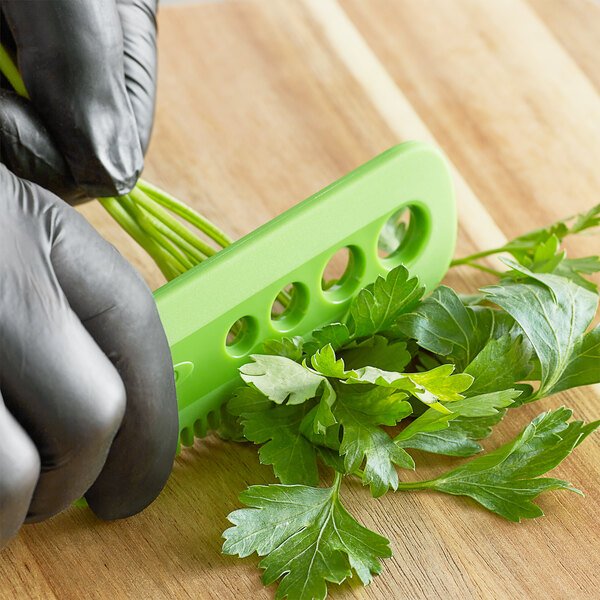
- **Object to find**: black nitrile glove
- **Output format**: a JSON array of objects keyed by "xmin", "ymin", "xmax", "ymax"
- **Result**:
[
  {"xmin": 0, "ymin": 0, "xmax": 158, "ymax": 202},
  {"xmin": 0, "ymin": 164, "xmax": 178, "ymax": 548},
  {"xmin": 0, "ymin": 0, "xmax": 179, "ymax": 549}
]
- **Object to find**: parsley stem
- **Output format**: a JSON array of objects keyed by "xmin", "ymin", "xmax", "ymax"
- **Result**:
[
  {"xmin": 100, "ymin": 196, "xmax": 182, "ymax": 280},
  {"xmin": 141, "ymin": 215, "xmax": 206, "ymax": 264},
  {"xmin": 358, "ymin": 468, "xmax": 436, "ymax": 490},
  {"xmin": 128, "ymin": 187, "xmax": 217, "ymax": 259},
  {"xmin": 395, "ymin": 479, "xmax": 435, "ymax": 491},
  {"xmin": 450, "ymin": 248, "xmax": 506, "ymax": 266},
  {"xmin": 0, "ymin": 44, "xmax": 28, "ymax": 98},
  {"xmin": 332, "ymin": 472, "xmax": 343, "ymax": 500},
  {"xmin": 120, "ymin": 195, "xmax": 191, "ymax": 272},
  {"xmin": 137, "ymin": 179, "xmax": 233, "ymax": 248}
]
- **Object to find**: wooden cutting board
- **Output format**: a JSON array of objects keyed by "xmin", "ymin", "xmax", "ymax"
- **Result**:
[{"xmin": 2, "ymin": 1, "xmax": 599, "ymax": 598}]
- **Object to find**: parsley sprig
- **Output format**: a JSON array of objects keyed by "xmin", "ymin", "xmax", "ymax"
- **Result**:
[
  {"xmin": 450, "ymin": 204, "xmax": 600, "ymax": 289},
  {"xmin": 222, "ymin": 206, "xmax": 600, "ymax": 599},
  {"xmin": 223, "ymin": 474, "xmax": 391, "ymax": 600},
  {"xmin": 396, "ymin": 406, "xmax": 599, "ymax": 521}
]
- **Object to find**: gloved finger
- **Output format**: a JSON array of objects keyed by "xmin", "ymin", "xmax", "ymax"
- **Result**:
[
  {"xmin": 117, "ymin": 0, "xmax": 159, "ymax": 153},
  {"xmin": 0, "ymin": 178, "xmax": 127, "ymax": 520},
  {"xmin": 0, "ymin": 90, "xmax": 87, "ymax": 204},
  {"xmin": 0, "ymin": 0, "xmax": 143, "ymax": 197},
  {"xmin": 0, "ymin": 392, "xmax": 40, "ymax": 547},
  {"xmin": 0, "ymin": 300, "xmax": 127, "ymax": 522},
  {"xmin": 49, "ymin": 200, "xmax": 178, "ymax": 519},
  {"xmin": 0, "ymin": 19, "xmax": 83, "ymax": 202}
]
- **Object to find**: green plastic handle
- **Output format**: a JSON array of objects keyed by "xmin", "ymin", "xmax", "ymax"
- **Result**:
[{"xmin": 154, "ymin": 141, "xmax": 456, "ymax": 446}]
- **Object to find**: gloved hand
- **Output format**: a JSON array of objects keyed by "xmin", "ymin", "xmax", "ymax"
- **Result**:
[
  {"xmin": 0, "ymin": 0, "xmax": 179, "ymax": 549},
  {"xmin": 0, "ymin": 166, "xmax": 179, "ymax": 547},
  {"xmin": 0, "ymin": 0, "xmax": 158, "ymax": 202}
]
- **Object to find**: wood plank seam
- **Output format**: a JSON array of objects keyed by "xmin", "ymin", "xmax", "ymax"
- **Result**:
[{"xmin": 301, "ymin": 0, "xmax": 509, "ymax": 257}]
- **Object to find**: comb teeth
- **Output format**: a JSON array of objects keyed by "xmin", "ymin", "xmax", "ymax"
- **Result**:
[
  {"xmin": 178, "ymin": 411, "xmax": 217, "ymax": 449},
  {"xmin": 194, "ymin": 417, "xmax": 209, "ymax": 438},
  {"xmin": 180, "ymin": 427, "xmax": 194, "ymax": 447}
]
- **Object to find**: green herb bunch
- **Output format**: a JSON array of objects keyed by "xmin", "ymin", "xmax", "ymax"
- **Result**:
[{"xmin": 221, "ymin": 205, "xmax": 600, "ymax": 600}]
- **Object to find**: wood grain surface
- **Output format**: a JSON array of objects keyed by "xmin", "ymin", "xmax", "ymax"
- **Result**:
[{"xmin": 1, "ymin": 1, "xmax": 599, "ymax": 598}]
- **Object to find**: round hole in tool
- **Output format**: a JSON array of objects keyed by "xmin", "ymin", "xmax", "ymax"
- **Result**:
[
  {"xmin": 271, "ymin": 282, "xmax": 309, "ymax": 332},
  {"xmin": 321, "ymin": 245, "xmax": 365, "ymax": 302},
  {"xmin": 173, "ymin": 361, "xmax": 194, "ymax": 385},
  {"xmin": 377, "ymin": 204, "xmax": 427, "ymax": 268},
  {"xmin": 225, "ymin": 315, "xmax": 258, "ymax": 357}
]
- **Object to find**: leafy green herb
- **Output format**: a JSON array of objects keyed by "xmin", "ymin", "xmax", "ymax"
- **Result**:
[
  {"xmin": 333, "ymin": 387, "xmax": 413, "ymax": 496},
  {"xmin": 223, "ymin": 210, "xmax": 599, "ymax": 599},
  {"xmin": 240, "ymin": 354, "xmax": 329, "ymax": 406},
  {"xmin": 483, "ymin": 263, "xmax": 598, "ymax": 398},
  {"xmin": 550, "ymin": 325, "xmax": 600, "ymax": 393},
  {"xmin": 396, "ymin": 407, "xmax": 600, "ymax": 521},
  {"xmin": 262, "ymin": 336, "xmax": 305, "ymax": 361},
  {"xmin": 451, "ymin": 203, "xmax": 600, "ymax": 289},
  {"xmin": 223, "ymin": 475, "xmax": 391, "ymax": 600},
  {"xmin": 396, "ymin": 286, "xmax": 509, "ymax": 370},
  {"xmin": 310, "ymin": 344, "xmax": 473, "ymax": 413},
  {"xmin": 395, "ymin": 389, "xmax": 521, "ymax": 457},
  {"xmin": 464, "ymin": 332, "xmax": 533, "ymax": 396},
  {"xmin": 229, "ymin": 388, "xmax": 319, "ymax": 485},
  {"xmin": 305, "ymin": 323, "xmax": 351, "ymax": 355},
  {"xmin": 339, "ymin": 336, "xmax": 411, "ymax": 371},
  {"xmin": 347, "ymin": 265, "xmax": 423, "ymax": 338},
  {"xmin": 396, "ymin": 413, "xmax": 506, "ymax": 457}
]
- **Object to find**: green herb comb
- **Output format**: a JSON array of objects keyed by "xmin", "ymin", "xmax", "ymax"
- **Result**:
[{"xmin": 156, "ymin": 141, "xmax": 456, "ymax": 446}]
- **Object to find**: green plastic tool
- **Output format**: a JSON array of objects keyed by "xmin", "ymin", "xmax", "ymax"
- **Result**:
[{"xmin": 155, "ymin": 141, "xmax": 456, "ymax": 447}]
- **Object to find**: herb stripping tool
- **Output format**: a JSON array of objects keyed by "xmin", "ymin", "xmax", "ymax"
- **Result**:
[{"xmin": 156, "ymin": 141, "xmax": 457, "ymax": 447}]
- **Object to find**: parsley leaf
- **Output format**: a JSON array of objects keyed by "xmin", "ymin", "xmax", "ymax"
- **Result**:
[
  {"xmin": 395, "ymin": 389, "xmax": 520, "ymax": 457},
  {"xmin": 397, "ymin": 414, "xmax": 506, "ymax": 457},
  {"xmin": 401, "ymin": 407, "xmax": 600, "ymax": 521},
  {"xmin": 339, "ymin": 336, "xmax": 412, "ymax": 372},
  {"xmin": 334, "ymin": 386, "xmax": 413, "ymax": 496},
  {"xmin": 396, "ymin": 286, "xmax": 508, "ymax": 370},
  {"xmin": 549, "ymin": 325, "xmax": 600, "ymax": 393},
  {"xmin": 483, "ymin": 266, "xmax": 598, "ymax": 397},
  {"xmin": 240, "ymin": 354, "xmax": 338, "ymax": 433},
  {"xmin": 305, "ymin": 323, "xmax": 351, "ymax": 355},
  {"xmin": 570, "ymin": 203, "xmax": 600, "ymax": 234},
  {"xmin": 344, "ymin": 363, "xmax": 473, "ymax": 413},
  {"xmin": 452, "ymin": 203, "xmax": 600, "ymax": 284},
  {"xmin": 228, "ymin": 389, "xmax": 319, "ymax": 486},
  {"xmin": 464, "ymin": 332, "xmax": 533, "ymax": 396},
  {"xmin": 240, "ymin": 354, "xmax": 328, "ymax": 405},
  {"xmin": 262, "ymin": 336, "xmax": 304, "ymax": 361},
  {"xmin": 309, "ymin": 343, "xmax": 473, "ymax": 413},
  {"xmin": 347, "ymin": 265, "xmax": 423, "ymax": 338},
  {"xmin": 310, "ymin": 344, "xmax": 351, "ymax": 379},
  {"xmin": 554, "ymin": 257, "xmax": 600, "ymax": 293},
  {"xmin": 223, "ymin": 478, "xmax": 391, "ymax": 600}
]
